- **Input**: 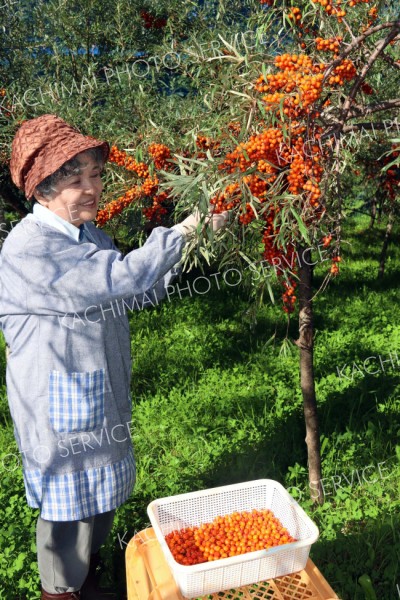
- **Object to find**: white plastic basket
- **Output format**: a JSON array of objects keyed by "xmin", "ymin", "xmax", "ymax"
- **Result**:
[{"xmin": 147, "ymin": 479, "xmax": 319, "ymax": 598}]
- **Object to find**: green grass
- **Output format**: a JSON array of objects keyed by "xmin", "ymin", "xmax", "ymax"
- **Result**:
[{"xmin": 0, "ymin": 214, "xmax": 399, "ymax": 599}]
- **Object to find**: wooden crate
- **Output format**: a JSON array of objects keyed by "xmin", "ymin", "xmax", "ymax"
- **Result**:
[{"xmin": 126, "ymin": 528, "xmax": 340, "ymax": 600}]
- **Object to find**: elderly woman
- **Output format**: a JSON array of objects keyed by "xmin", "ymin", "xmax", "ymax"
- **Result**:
[{"xmin": 0, "ymin": 114, "xmax": 227, "ymax": 600}]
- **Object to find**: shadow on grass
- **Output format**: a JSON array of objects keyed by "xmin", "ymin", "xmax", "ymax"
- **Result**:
[
  {"xmin": 318, "ymin": 374, "xmax": 399, "ymax": 434},
  {"xmin": 311, "ymin": 514, "xmax": 400, "ymax": 600},
  {"xmin": 314, "ymin": 268, "xmax": 400, "ymax": 299},
  {"xmin": 130, "ymin": 271, "xmax": 289, "ymax": 399}
]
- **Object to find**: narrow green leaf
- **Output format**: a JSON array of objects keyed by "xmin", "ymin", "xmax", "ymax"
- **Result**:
[
  {"xmin": 199, "ymin": 246, "xmax": 211, "ymax": 264},
  {"xmin": 257, "ymin": 99, "xmax": 267, "ymax": 118},
  {"xmin": 265, "ymin": 278, "xmax": 275, "ymax": 304},
  {"xmin": 261, "ymin": 62, "xmax": 268, "ymax": 81},
  {"xmin": 217, "ymin": 34, "xmax": 241, "ymax": 58},
  {"xmin": 228, "ymin": 90, "xmax": 252, "ymax": 99},
  {"xmin": 238, "ymin": 250, "xmax": 256, "ymax": 266},
  {"xmin": 290, "ymin": 207, "xmax": 311, "ymax": 244},
  {"xmin": 278, "ymin": 94, "xmax": 286, "ymax": 121}
]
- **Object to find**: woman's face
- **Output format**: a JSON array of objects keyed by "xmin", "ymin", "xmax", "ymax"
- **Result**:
[{"xmin": 35, "ymin": 151, "xmax": 103, "ymax": 227}]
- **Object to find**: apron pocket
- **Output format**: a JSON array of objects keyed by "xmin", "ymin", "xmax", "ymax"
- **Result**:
[{"xmin": 48, "ymin": 369, "xmax": 105, "ymax": 433}]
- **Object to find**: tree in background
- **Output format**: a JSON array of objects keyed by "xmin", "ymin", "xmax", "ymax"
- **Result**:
[{"xmin": 357, "ymin": 142, "xmax": 400, "ymax": 275}]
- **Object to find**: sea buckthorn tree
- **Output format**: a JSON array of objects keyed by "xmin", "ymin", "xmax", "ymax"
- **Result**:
[
  {"xmin": 94, "ymin": 0, "xmax": 399, "ymax": 502},
  {"xmin": 95, "ymin": 0, "xmax": 399, "ymax": 502}
]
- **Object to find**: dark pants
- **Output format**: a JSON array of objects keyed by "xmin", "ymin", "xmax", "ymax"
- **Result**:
[{"xmin": 37, "ymin": 509, "xmax": 115, "ymax": 593}]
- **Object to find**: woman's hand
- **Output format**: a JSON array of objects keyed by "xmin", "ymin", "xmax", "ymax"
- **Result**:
[{"xmin": 172, "ymin": 206, "xmax": 229, "ymax": 237}]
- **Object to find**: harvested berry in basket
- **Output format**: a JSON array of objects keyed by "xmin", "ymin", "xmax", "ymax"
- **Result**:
[{"xmin": 165, "ymin": 508, "xmax": 297, "ymax": 565}]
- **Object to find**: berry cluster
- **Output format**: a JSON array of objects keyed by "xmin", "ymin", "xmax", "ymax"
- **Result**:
[
  {"xmin": 96, "ymin": 186, "xmax": 141, "ymax": 226},
  {"xmin": 255, "ymin": 54, "xmax": 325, "ymax": 119},
  {"xmin": 315, "ymin": 36, "xmax": 342, "ymax": 52},
  {"xmin": 364, "ymin": 5, "xmax": 378, "ymax": 28},
  {"xmin": 288, "ymin": 7, "xmax": 302, "ymax": 23},
  {"xmin": 221, "ymin": 128, "xmax": 283, "ymax": 174},
  {"xmin": 142, "ymin": 191, "xmax": 170, "ymax": 222},
  {"xmin": 210, "ymin": 183, "xmax": 240, "ymax": 212},
  {"xmin": 196, "ymin": 134, "xmax": 221, "ymax": 151},
  {"xmin": 282, "ymin": 278, "xmax": 298, "ymax": 312},
  {"xmin": 109, "ymin": 146, "xmax": 149, "ymax": 179},
  {"xmin": 330, "ymin": 255, "xmax": 341, "ymax": 275},
  {"xmin": 227, "ymin": 121, "xmax": 241, "ymax": 136},
  {"xmin": 348, "ymin": 0, "xmax": 369, "ymax": 6},
  {"xmin": 148, "ymin": 143, "xmax": 171, "ymax": 170},
  {"xmin": 97, "ymin": 146, "xmax": 172, "ymax": 226},
  {"xmin": 262, "ymin": 209, "xmax": 298, "ymax": 313},
  {"xmin": 322, "ymin": 234, "xmax": 332, "ymax": 247},
  {"xmin": 311, "ymin": 0, "xmax": 346, "ymax": 22},
  {"xmin": 165, "ymin": 509, "xmax": 297, "ymax": 566},
  {"xmin": 328, "ymin": 58, "xmax": 357, "ymax": 85}
]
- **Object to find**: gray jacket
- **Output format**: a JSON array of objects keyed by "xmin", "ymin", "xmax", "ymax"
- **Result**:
[{"xmin": 0, "ymin": 216, "xmax": 184, "ymax": 520}]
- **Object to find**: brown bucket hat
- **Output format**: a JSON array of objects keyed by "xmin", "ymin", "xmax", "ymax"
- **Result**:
[{"xmin": 10, "ymin": 114, "xmax": 110, "ymax": 200}]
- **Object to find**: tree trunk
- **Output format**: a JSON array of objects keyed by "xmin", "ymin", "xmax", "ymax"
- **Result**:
[
  {"xmin": 369, "ymin": 196, "xmax": 376, "ymax": 228},
  {"xmin": 377, "ymin": 206, "xmax": 395, "ymax": 279},
  {"xmin": 295, "ymin": 245, "xmax": 323, "ymax": 504},
  {"xmin": 377, "ymin": 193, "xmax": 384, "ymax": 224}
]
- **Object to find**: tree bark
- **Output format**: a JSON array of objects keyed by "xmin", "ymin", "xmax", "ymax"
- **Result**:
[
  {"xmin": 377, "ymin": 192, "xmax": 384, "ymax": 224},
  {"xmin": 378, "ymin": 206, "xmax": 395, "ymax": 279},
  {"xmin": 295, "ymin": 245, "xmax": 323, "ymax": 504},
  {"xmin": 369, "ymin": 196, "xmax": 376, "ymax": 228}
]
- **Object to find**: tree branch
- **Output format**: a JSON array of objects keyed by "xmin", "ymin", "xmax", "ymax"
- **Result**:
[
  {"xmin": 341, "ymin": 121, "xmax": 400, "ymax": 134},
  {"xmin": 338, "ymin": 21, "xmax": 400, "ymax": 127},
  {"xmin": 322, "ymin": 21, "xmax": 399, "ymax": 84},
  {"xmin": 320, "ymin": 120, "xmax": 400, "ymax": 138},
  {"xmin": 377, "ymin": 49, "xmax": 400, "ymax": 70},
  {"xmin": 347, "ymin": 98, "xmax": 400, "ymax": 118},
  {"xmin": 341, "ymin": 18, "xmax": 357, "ymax": 42}
]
